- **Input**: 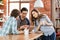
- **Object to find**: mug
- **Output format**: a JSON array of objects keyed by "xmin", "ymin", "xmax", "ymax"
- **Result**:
[{"xmin": 24, "ymin": 28, "xmax": 29, "ymax": 36}]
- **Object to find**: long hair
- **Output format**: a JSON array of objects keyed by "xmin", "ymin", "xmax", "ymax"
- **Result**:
[{"xmin": 31, "ymin": 9, "xmax": 44, "ymax": 23}]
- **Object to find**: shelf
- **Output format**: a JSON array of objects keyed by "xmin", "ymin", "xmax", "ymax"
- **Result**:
[
  {"xmin": 0, "ymin": 10, "xmax": 4, "ymax": 14},
  {"xmin": 56, "ymin": 7, "xmax": 60, "ymax": 9},
  {"xmin": 0, "ymin": 1, "xmax": 4, "ymax": 5},
  {"xmin": 0, "ymin": 12, "xmax": 4, "ymax": 14},
  {"xmin": 56, "ymin": 18, "xmax": 60, "ymax": 20},
  {"xmin": 0, "ymin": 3, "xmax": 4, "ymax": 5}
]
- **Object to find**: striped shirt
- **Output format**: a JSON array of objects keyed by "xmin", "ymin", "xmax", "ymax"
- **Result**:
[{"xmin": 0, "ymin": 17, "xmax": 19, "ymax": 36}]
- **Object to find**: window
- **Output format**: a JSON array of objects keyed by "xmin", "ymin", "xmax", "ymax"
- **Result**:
[
  {"xmin": 6, "ymin": 0, "xmax": 30, "ymax": 19},
  {"xmin": 21, "ymin": 3, "xmax": 30, "ymax": 19},
  {"xmin": 9, "ymin": 3, "xmax": 19, "ymax": 15},
  {"xmin": 21, "ymin": 0, "xmax": 30, "ymax": 1},
  {"xmin": 10, "ymin": 0, "xmax": 19, "ymax": 1}
]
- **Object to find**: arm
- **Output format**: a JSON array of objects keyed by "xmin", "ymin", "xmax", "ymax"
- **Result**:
[
  {"xmin": 12, "ymin": 20, "xmax": 20, "ymax": 34},
  {"xmin": 20, "ymin": 25, "xmax": 29, "ymax": 30},
  {"xmin": 36, "ymin": 21, "xmax": 43, "ymax": 31},
  {"xmin": 17, "ymin": 19, "xmax": 21, "ymax": 30},
  {"xmin": 45, "ymin": 21, "xmax": 53, "ymax": 26},
  {"xmin": 45, "ymin": 15, "xmax": 53, "ymax": 26}
]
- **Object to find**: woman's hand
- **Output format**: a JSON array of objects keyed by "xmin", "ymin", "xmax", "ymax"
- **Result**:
[{"xmin": 40, "ymin": 21, "xmax": 46, "ymax": 26}]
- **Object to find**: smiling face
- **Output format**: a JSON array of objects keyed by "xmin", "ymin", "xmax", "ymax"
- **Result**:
[
  {"xmin": 32, "ymin": 11, "xmax": 38, "ymax": 18},
  {"xmin": 20, "ymin": 11, "xmax": 28, "ymax": 20},
  {"xmin": 20, "ymin": 8, "xmax": 28, "ymax": 20},
  {"xmin": 21, "ymin": 11, "xmax": 27, "ymax": 18}
]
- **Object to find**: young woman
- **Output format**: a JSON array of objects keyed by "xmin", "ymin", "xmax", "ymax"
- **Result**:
[
  {"xmin": 31, "ymin": 9, "xmax": 56, "ymax": 40},
  {"xmin": 0, "ymin": 9, "xmax": 20, "ymax": 36}
]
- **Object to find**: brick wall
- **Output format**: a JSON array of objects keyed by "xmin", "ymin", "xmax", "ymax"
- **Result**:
[
  {"xmin": 30, "ymin": 0, "xmax": 52, "ymax": 19},
  {"xmin": 3, "ymin": 0, "xmax": 6, "ymax": 15}
]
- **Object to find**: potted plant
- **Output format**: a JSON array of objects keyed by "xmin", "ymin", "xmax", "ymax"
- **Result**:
[{"xmin": 0, "ymin": 0, "xmax": 2, "ymax": 4}]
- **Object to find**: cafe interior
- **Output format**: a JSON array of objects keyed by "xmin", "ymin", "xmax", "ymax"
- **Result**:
[{"xmin": 0, "ymin": 0, "xmax": 60, "ymax": 40}]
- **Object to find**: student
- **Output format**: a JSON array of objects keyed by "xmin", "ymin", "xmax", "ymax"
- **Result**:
[
  {"xmin": 31, "ymin": 9, "xmax": 56, "ymax": 40},
  {"xmin": 17, "ymin": 7, "xmax": 30, "ymax": 30},
  {"xmin": 0, "ymin": 9, "xmax": 20, "ymax": 36}
]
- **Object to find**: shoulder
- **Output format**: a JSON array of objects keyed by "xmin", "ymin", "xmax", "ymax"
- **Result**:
[
  {"xmin": 42, "ymin": 14, "xmax": 49, "ymax": 19},
  {"xmin": 42, "ymin": 14, "xmax": 48, "ymax": 17},
  {"xmin": 9, "ymin": 17, "xmax": 17, "ymax": 22},
  {"xmin": 7, "ymin": 17, "xmax": 15, "ymax": 21},
  {"xmin": 25, "ymin": 18, "xmax": 30, "ymax": 23},
  {"xmin": 25, "ymin": 18, "xmax": 29, "ymax": 21},
  {"xmin": 39, "ymin": 14, "xmax": 48, "ymax": 20}
]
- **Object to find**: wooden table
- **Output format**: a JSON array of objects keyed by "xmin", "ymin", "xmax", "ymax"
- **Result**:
[{"xmin": 0, "ymin": 31, "xmax": 43, "ymax": 40}]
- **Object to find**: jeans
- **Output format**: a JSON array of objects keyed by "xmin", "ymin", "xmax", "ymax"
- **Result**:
[{"xmin": 41, "ymin": 32, "xmax": 56, "ymax": 40}]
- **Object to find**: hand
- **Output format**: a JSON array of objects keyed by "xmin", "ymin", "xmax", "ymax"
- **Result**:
[
  {"xmin": 24, "ymin": 25, "xmax": 29, "ymax": 29},
  {"xmin": 18, "ymin": 26, "xmax": 25, "ymax": 31},
  {"xmin": 20, "ymin": 26, "xmax": 24, "ymax": 29},
  {"xmin": 40, "ymin": 21, "xmax": 46, "ymax": 25},
  {"xmin": 19, "ymin": 26, "xmax": 25, "ymax": 30},
  {"xmin": 20, "ymin": 25, "xmax": 29, "ymax": 29},
  {"xmin": 40, "ymin": 22, "xmax": 43, "ymax": 26}
]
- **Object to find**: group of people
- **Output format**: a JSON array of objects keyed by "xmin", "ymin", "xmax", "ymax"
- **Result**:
[{"xmin": 0, "ymin": 7, "xmax": 56, "ymax": 40}]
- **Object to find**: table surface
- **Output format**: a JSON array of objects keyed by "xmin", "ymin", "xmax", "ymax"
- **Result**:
[{"xmin": 0, "ymin": 31, "xmax": 43, "ymax": 40}]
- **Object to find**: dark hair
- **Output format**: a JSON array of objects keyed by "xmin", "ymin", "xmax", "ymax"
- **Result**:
[
  {"xmin": 31, "ymin": 9, "xmax": 38, "ymax": 13},
  {"xmin": 31, "ymin": 9, "xmax": 44, "ymax": 22},
  {"xmin": 31, "ymin": 9, "xmax": 39, "ymax": 21},
  {"xmin": 11, "ymin": 9, "xmax": 20, "ymax": 18},
  {"xmin": 21, "ymin": 7, "xmax": 28, "ymax": 13}
]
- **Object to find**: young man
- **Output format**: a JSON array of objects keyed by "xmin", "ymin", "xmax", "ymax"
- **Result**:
[{"xmin": 17, "ymin": 7, "xmax": 30, "ymax": 30}]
